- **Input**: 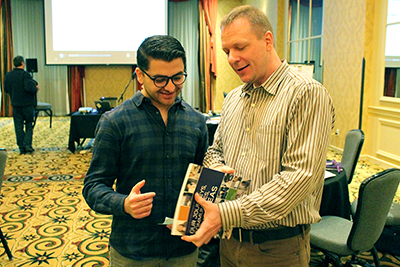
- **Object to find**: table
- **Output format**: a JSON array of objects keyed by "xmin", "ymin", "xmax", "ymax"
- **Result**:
[
  {"xmin": 68, "ymin": 111, "xmax": 102, "ymax": 152},
  {"xmin": 320, "ymin": 170, "xmax": 351, "ymax": 219}
]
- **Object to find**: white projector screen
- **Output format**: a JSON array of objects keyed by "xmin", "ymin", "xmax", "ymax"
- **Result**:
[{"xmin": 44, "ymin": 0, "xmax": 168, "ymax": 65}]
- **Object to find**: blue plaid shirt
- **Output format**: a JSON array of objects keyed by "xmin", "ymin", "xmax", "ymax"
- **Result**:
[{"xmin": 83, "ymin": 91, "xmax": 209, "ymax": 260}]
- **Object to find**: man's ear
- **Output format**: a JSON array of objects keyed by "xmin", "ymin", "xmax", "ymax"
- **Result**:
[
  {"xmin": 264, "ymin": 31, "xmax": 274, "ymax": 51},
  {"xmin": 136, "ymin": 68, "xmax": 144, "ymax": 84}
]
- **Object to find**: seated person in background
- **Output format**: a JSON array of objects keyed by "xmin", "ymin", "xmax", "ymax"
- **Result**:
[{"xmin": 83, "ymin": 35, "xmax": 209, "ymax": 266}]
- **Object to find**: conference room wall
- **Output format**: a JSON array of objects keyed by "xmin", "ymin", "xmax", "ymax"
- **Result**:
[{"xmin": 84, "ymin": 66, "xmax": 136, "ymax": 109}]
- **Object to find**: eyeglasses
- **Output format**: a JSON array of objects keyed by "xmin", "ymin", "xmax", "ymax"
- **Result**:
[{"xmin": 140, "ymin": 69, "xmax": 187, "ymax": 88}]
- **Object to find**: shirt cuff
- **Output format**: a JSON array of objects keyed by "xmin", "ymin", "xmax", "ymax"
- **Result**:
[
  {"xmin": 113, "ymin": 193, "xmax": 129, "ymax": 216},
  {"xmin": 204, "ymin": 162, "xmax": 225, "ymax": 169},
  {"xmin": 218, "ymin": 199, "xmax": 242, "ymax": 230}
]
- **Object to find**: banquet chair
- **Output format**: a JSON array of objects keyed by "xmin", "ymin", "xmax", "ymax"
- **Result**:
[
  {"xmin": 0, "ymin": 149, "xmax": 12, "ymax": 260},
  {"xmin": 34, "ymin": 102, "xmax": 52, "ymax": 128},
  {"xmin": 386, "ymin": 202, "xmax": 400, "ymax": 226},
  {"xmin": 310, "ymin": 168, "xmax": 400, "ymax": 267},
  {"xmin": 341, "ymin": 129, "xmax": 365, "ymax": 184},
  {"xmin": 352, "ymin": 194, "xmax": 400, "ymax": 227}
]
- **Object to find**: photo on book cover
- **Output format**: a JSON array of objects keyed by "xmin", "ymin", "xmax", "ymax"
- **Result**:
[{"xmin": 171, "ymin": 163, "xmax": 250, "ymax": 236}]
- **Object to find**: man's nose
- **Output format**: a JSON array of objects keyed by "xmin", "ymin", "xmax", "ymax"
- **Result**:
[{"xmin": 164, "ymin": 79, "xmax": 176, "ymax": 91}]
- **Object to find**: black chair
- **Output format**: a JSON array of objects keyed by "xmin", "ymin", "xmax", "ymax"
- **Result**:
[
  {"xmin": 0, "ymin": 148, "xmax": 12, "ymax": 260},
  {"xmin": 351, "ymin": 195, "xmax": 400, "ymax": 227},
  {"xmin": 386, "ymin": 202, "xmax": 400, "ymax": 226},
  {"xmin": 310, "ymin": 168, "xmax": 400, "ymax": 267},
  {"xmin": 34, "ymin": 102, "xmax": 52, "ymax": 128},
  {"xmin": 341, "ymin": 129, "xmax": 364, "ymax": 184}
]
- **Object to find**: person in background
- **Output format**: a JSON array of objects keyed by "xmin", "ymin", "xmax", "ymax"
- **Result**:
[
  {"xmin": 4, "ymin": 55, "xmax": 39, "ymax": 155},
  {"xmin": 83, "ymin": 35, "xmax": 209, "ymax": 267},
  {"xmin": 182, "ymin": 5, "xmax": 335, "ymax": 267}
]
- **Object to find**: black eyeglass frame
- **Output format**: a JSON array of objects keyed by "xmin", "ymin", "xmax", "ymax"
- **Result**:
[{"xmin": 140, "ymin": 68, "xmax": 187, "ymax": 88}]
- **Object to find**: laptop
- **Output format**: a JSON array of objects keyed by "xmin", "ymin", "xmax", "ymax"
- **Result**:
[{"xmin": 94, "ymin": 100, "xmax": 112, "ymax": 113}]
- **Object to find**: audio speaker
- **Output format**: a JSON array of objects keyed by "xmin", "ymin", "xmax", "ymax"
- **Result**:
[{"xmin": 26, "ymin": 58, "xmax": 38, "ymax": 73}]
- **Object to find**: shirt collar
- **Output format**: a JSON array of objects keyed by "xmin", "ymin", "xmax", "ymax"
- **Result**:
[
  {"xmin": 241, "ymin": 60, "xmax": 289, "ymax": 97},
  {"xmin": 132, "ymin": 90, "xmax": 183, "ymax": 108}
]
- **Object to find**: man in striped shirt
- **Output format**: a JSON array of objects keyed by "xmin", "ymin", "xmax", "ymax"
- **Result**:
[{"xmin": 182, "ymin": 5, "xmax": 335, "ymax": 267}]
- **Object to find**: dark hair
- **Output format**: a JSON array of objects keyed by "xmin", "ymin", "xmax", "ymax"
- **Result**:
[
  {"xmin": 13, "ymin": 55, "xmax": 25, "ymax": 67},
  {"xmin": 136, "ymin": 35, "xmax": 186, "ymax": 71},
  {"xmin": 220, "ymin": 5, "xmax": 273, "ymax": 39}
]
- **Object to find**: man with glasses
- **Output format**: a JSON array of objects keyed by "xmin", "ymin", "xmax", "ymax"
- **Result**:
[{"xmin": 83, "ymin": 35, "xmax": 209, "ymax": 266}]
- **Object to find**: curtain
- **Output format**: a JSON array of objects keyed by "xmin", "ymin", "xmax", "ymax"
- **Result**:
[
  {"xmin": 384, "ymin": 68, "xmax": 396, "ymax": 97},
  {"xmin": 199, "ymin": 0, "xmax": 218, "ymax": 113},
  {"xmin": 10, "ymin": 0, "xmax": 68, "ymax": 115},
  {"xmin": 168, "ymin": 0, "xmax": 201, "ymax": 110},
  {"xmin": 68, "ymin": 66, "xmax": 85, "ymax": 113},
  {"xmin": 0, "ymin": 0, "xmax": 13, "ymax": 117}
]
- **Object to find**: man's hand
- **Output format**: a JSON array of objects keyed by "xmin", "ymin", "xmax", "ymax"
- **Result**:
[
  {"xmin": 215, "ymin": 165, "xmax": 235, "ymax": 174},
  {"xmin": 181, "ymin": 193, "xmax": 222, "ymax": 247},
  {"xmin": 124, "ymin": 180, "xmax": 156, "ymax": 219}
]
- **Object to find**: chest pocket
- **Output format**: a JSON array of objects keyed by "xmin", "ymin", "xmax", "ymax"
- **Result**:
[
  {"xmin": 252, "ymin": 125, "xmax": 282, "ymax": 162},
  {"xmin": 177, "ymin": 126, "xmax": 201, "ymax": 159}
]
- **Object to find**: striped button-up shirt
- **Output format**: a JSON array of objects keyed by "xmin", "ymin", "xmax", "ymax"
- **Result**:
[{"xmin": 203, "ymin": 61, "xmax": 335, "ymax": 232}]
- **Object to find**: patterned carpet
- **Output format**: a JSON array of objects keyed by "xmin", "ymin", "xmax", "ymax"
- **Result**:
[{"xmin": 0, "ymin": 116, "xmax": 399, "ymax": 266}]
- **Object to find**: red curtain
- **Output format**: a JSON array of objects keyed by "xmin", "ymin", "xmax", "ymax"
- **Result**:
[
  {"xmin": 0, "ymin": 0, "xmax": 13, "ymax": 117},
  {"xmin": 384, "ymin": 68, "xmax": 396, "ymax": 97},
  {"xmin": 68, "ymin": 66, "xmax": 85, "ymax": 113}
]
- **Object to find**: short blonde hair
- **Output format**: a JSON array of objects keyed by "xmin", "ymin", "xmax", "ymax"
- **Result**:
[{"xmin": 220, "ymin": 5, "xmax": 273, "ymax": 39}]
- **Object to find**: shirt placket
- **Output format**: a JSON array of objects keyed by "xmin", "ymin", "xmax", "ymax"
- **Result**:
[
  {"xmin": 241, "ymin": 92, "xmax": 256, "ymax": 164},
  {"xmin": 164, "ymin": 111, "xmax": 175, "ymax": 212}
]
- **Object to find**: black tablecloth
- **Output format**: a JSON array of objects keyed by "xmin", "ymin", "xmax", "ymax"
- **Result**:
[
  {"xmin": 320, "ymin": 170, "xmax": 351, "ymax": 219},
  {"xmin": 68, "ymin": 111, "xmax": 102, "ymax": 152},
  {"xmin": 207, "ymin": 122, "xmax": 218, "ymax": 145}
]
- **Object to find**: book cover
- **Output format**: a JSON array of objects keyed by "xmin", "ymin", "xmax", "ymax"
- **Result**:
[{"xmin": 171, "ymin": 163, "xmax": 250, "ymax": 236}]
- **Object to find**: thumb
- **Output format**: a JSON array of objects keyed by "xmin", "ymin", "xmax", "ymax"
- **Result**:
[
  {"xmin": 194, "ymin": 193, "xmax": 207, "ymax": 207},
  {"xmin": 220, "ymin": 166, "xmax": 235, "ymax": 174},
  {"xmin": 131, "ymin": 180, "xmax": 146, "ymax": 194}
]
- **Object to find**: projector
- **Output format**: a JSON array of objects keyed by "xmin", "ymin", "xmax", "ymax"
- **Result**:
[{"xmin": 78, "ymin": 107, "xmax": 93, "ymax": 114}]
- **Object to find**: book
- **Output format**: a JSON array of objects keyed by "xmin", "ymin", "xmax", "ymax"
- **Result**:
[{"xmin": 171, "ymin": 163, "xmax": 250, "ymax": 236}]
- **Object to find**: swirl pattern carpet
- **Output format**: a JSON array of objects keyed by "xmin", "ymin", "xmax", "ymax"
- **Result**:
[{"xmin": 0, "ymin": 116, "xmax": 399, "ymax": 266}]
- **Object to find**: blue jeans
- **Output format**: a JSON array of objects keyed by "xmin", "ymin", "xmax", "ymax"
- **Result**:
[
  {"xmin": 109, "ymin": 246, "xmax": 198, "ymax": 267},
  {"xmin": 12, "ymin": 106, "xmax": 35, "ymax": 150}
]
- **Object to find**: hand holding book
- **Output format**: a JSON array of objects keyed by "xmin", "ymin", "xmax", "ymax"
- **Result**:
[
  {"xmin": 171, "ymin": 163, "xmax": 250, "ymax": 242},
  {"xmin": 181, "ymin": 193, "xmax": 222, "ymax": 247}
]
